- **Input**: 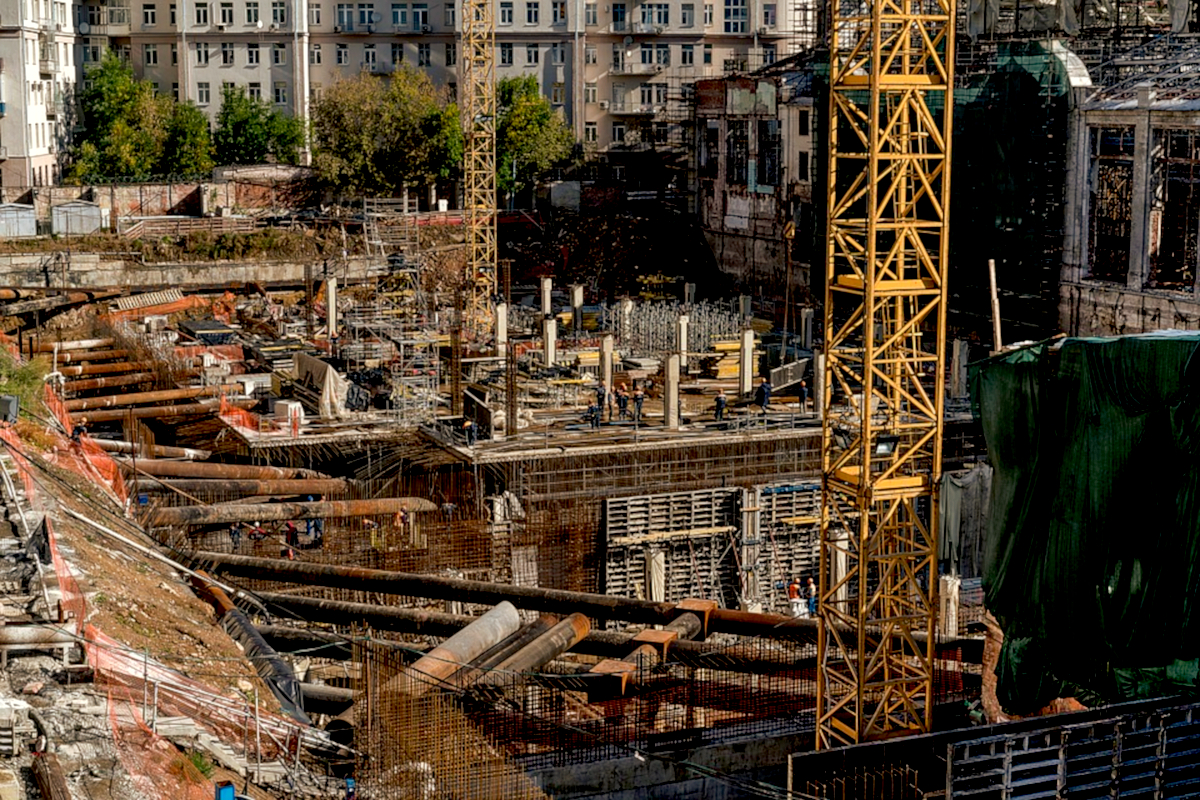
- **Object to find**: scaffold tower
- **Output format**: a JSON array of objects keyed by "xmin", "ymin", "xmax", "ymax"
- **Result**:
[{"xmin": 460, "ymin": 0, "xmax": 497, "ymax": 340}]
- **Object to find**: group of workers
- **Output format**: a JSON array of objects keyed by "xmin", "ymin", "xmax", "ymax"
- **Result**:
[
  {"xmin": 787, "ymin": 577, "xmax": 818, "ymax": 618},
  {"xmin": 227, "ymin": 495, "xmax": 325, "ymax": 558},
  {"xmin": 587, "ymin": 382, "xmax": 647, "ymax": 428}
]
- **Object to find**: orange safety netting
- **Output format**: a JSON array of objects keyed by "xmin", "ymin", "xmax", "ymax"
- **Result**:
[
  {"xmin": 0, "ymin": 331, "xmax": 21, "ymax": 361},
  {"xmin": 43, "ymin": 386, "xmax": 130, "ymax": 505},
  {"xmin": 107, "ymin": 684, "xmax": 215, "ymax": 800},
  {"xmin": 219, "ymin": 394, "xmax": 278, "ymax": 433},
  {"xmin": 47, "ymin": 517, "xmax": 87, "ymax": 634},
  {"xmin": 101, "ymin": 295, "xmax": 211, "ymax": 323},
  {"xmin": 173, "ymin": 344, "xmax": 245, "ymax": 362}
]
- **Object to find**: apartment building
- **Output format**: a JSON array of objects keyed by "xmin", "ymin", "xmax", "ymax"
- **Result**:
[{"xmin": 0, "ymin": 0, "xmax": 78, "ymax": 187}]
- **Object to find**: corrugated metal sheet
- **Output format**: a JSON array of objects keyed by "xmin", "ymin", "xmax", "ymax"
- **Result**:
[{"xmin": 0, "ymin": 204, "xmax": 36, "ymax": 239}]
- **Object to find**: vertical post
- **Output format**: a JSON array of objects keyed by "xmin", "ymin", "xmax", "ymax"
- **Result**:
[
  {"xmin": 739, "ymin": 295, "xmax": 752, "ymax": 319},
  {"xmin": 951, "ymin": 339, "xmax": 969, "ymax": 398},
  {"xmin": 739, "ymin": 328, "xmax": 755, "ymax": 397},
  {"xmin": 570, "ymin": 283, "xmax": 584, "ymax": 338},
  {"xmin": 543, "ymin": 315, "xmax": 557, "ymax": 367},
  {"xmin": 740, "ymin": 487, "xmax": 762, "ymax": 612},
  {"xmin": 676, "ymin": 313, "xmax": 689, "ymax": 372},
  {"xmin": 644, "ymin": 548, "xmax": 665, "ymax": 602},
  {"xmin": 814, "ymin": 351, "xmax": 826, "ymax": 420},
  {"xmin": 601, "ymin": 334, "xmax": 614, "ymax": 393},
  {"xmin": 801, "ymin": 307, "xmax": 814, "ymax": 351},
  {"xmin": 327, "ymin": 276, "xmax": 339, "ymax": 341},
  {"xmin": 988, "ymin": 259, "xmax": 1003, "ymax": 353},
  {"xmin": 684, "ymin": 282, "xmax": 696, "ymax": 305},
  {"xmin": 540, "ymin": 276, "xmax": 553, "ymax": 316},
  {"xmin": 665, "ymin": 353, "xmax": 680, "ymax": 429},
  {"xmin": 506, "ymin": 344, "xmax": 518, "ymax": 439},
  {"xmin": 254, "ymin": 687, "xmax": 262, "ymax": 783},
  {"xmin": 619, "ymin": 297, "xmax": 634, "ymax": 344},
  {"xmin": 495, "ymin": 302, "xmax": 508, "ymax": 358}
]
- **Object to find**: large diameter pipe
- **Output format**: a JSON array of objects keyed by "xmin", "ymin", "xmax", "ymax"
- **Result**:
[
  {"xmin": 94, "ymin": 440, "xmax": 212, "ymax": 460},
  {"xmin": 257, "ymin": 593, "xmax": 470, "ymax": 637},
  {"xmin": 59, "ymin": 361, "xmax": 157, "ymax": 377},
  {"xmin": 54, "ymin": 349, "xmax": 131, "ymax": 363},
  {"xmin": 476, "ymin": 613, "xmax": 590, "ymax": 686},
  {"xmin": 65, "ymin": 384, "xmax": 242, "ymax": 411},
  {"xmin": 65, "ymin": 373, "xmax": 157, "ymax": 391},
  {"xmin": 150, "ymin": 497, "xmax": 433, "ymax": 527},
  {"xmin": 0, "ymin": 625, "xmax": 76, "ymax": 646},
  {"xmin": 74, "ymin": 399, "xmax": 254, "ymax": 423},
  {"xmin": 400, "ymin": 601, "xmax": 521, "ymax": 697},
  {"xmin": 35, "ymin": 337, "xmax": 114, "ymax": 352},
  {"xmin": 132, "ymin": 478, "xmax": 349, "ymax": 496},
  {"xmin": 32, "ymin": 753, "xmax": 71, "ymax": 800},
  {"xmin": 449, "ymin": 616, "xmax": 557, "ymax": 690},
  {"xmin": 119, "ymin": 459, "xmax": 329, "ymax": 481}
]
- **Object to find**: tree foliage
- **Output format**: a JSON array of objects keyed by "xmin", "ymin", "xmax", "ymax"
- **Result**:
[
  {"xmin": 213, "ymin": 85, "xmax": 304, "ymax": 166},
  {"xmin": 496, "ymin": 76, "xmax": 574, "ymax": 195},
  {"xmin": 161, "ymin": 102, "xmax": 215, "ymax": 176},
  {"xmin": 310, "ymin": 68, "xmax": 463, "ymax": 196}
]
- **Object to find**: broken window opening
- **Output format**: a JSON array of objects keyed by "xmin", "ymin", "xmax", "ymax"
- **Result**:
[
  {"xmin": 727, "ymin": 119, "xmax": 748, "ymax": 186},
  {"xmin": 1148, "ymin": 129, "xmax": 1200, "ymax": 292},
  {"xmin": 1087, "ymin": 126, "xmax": 1135, "ymax": 284}
]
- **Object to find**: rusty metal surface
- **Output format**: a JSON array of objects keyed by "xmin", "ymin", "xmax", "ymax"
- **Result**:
[
  {"xmin": 150, "ymin": 497, "xmax": 435, "ymax": 526},
  {"xmin": 65, "ymin": 384, "xmax": 242, "ymax": 411}
]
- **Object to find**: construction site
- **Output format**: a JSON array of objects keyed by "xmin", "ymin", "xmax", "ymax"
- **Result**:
[{"xmin": 3, "ymin": 0, "xmax": 1200, "ymax": 792}]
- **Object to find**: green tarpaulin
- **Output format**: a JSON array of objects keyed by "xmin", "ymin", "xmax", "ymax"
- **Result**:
[{"xmin": 971, "ymin": 332, "xmax": 1200, "ymax": 713}]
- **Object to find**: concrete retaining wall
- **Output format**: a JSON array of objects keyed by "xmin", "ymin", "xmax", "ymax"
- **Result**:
[{"xmin": 1059, "ymin": 280, "xmax": 1200, "ymax": 336}]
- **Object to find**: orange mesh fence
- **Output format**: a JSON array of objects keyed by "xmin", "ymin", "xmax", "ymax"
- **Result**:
[
  {"xmin": 47, "ymin": 518, "xmax": 87, "ymax": 634},
  {"xmin": 43, "ymin": 385, "xmax": 130, "ymax": 505},
  {"xmin": 219, "ymin": 395, "xmax": 279, "ymax": 433},
  {"xmin": 0, "ymin": 426, "xmax": 38, "ymax": 503},
  {"xmin": 0, "ymin": 331, "xmax": 21, "ymax": 361},
  {"xmin": 101, "ymin": 295, "xmax": 210, "ymax": 323},
  {"xmin": 107, "ymin": 685, "xmax": 215, "ymax": 800}
]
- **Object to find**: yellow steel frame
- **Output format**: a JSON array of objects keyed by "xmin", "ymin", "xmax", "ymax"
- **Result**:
[
  {"xmin": 816, "ymin": 0, "xmax": 955, "ymax": 749},
  {"xmin": 460, "ymin": 0, "xmax": 497, "ymax": 339}
]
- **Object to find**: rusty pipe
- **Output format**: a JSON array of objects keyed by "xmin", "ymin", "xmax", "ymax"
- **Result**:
[
  {"xmin": 94, "ymin": 440, "xmax": 212, "ymax": 460},
  {"xmin": 475, "ymin": 613, "xmax": 590, "ymax": 686},
  {"xmin": 150, "ymin": 497, "xmax": 432, "ymax": 526},
  {"xmin": 399, "ymin": 602, "xmax": 520, "ymax": 697},
  {"xmin": 58, "ymin": 361, "xmax": 157, "ymax": 377},
  {"xmin": 448, "ymin": 616, "xmax": 557, "ymax": 690},
  {"xmin": 54, "ymin": 349, "xmax": 131, "ymax": 363},
  {"xmin": 73, "ymin": 399, "xmax": 254, "ymax": 423},
  {"xmin": 132, "ymin": 478, "xmax": 348, "ymax": 496},
  {"xmin": 65, "ymin": 384, "xmax": 243, "ymax": 411},
  {"xmin": 34, "ymin": 337, "xmax": 114, "ymax": 352},
  {"xmin": 64, "ymin": 373, "xmax": 157, "ymax": 391},
  {"xmin": 255, "ymin": 594, "xmax": 469, "ymax": 637},
  {"xmin": 119, "ymin": 459, "xmax": 329, "ymax": 481}
]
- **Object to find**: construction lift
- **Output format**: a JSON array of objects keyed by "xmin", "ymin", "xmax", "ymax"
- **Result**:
[{"xmin": 816, "ymin": 0, "xmax": 956, "ymax": 749}]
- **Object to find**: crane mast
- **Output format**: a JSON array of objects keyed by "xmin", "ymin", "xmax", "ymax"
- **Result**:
[
  {"xmin": 816, "ymin": 0, "xmax": 955, "ymax": 748},
  {"xmin": 461, "ymin": 0, "xmax": 497, "ymax": 339}
]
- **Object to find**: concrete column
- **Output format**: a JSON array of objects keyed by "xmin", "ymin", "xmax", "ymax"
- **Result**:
[
  {"xmin": 739, "ymin": 328, "xmax": 755, "ymax": 397},
  {"xmin": 740, "ymin": 487, "xmax": 762, "ymax": 613},
  {"xmin": 571, "ymin": 284, "xmax": 584, "ymax": 335},
  {"xmin": 831, "ymin": 527, "xmax": 849, "ymax": 607},
  {"xmin": 495, "ymin": 302, "xmax": 508, "ymax": 358},
  {"xmin": 600, "ymin": 334, "xmax": 614, "ymax": 392},
  {"xmin": 738, "ymin": 295, "xmax": 752, "ymax": 319},
  {"xmin": 814, "ymin": 352, "xmax": 826, "ymax": 420},
  {"xmin": 939, "ymin": 575, "xmax": 961, "ymax": 637},
  {"xmin": 541, "ymin": 277, "xmax": 553, "ymax": 316},
  {"xmin": 665, "ymin": 353, "xmax": 680, "ymax": 429},
  {"xmin": 327, "ymin": 276, "xmax": 338, "ymax": 339},
  {"xmin": 950, "ymin": 339, "xmax": 969, "ymax": 398},
  {"xmin": 1127, "ymin": 92, "xmax": 1153, "ymax": 291},
  {"xmin": 619, "ymin": 297, "xmax": 634, "ymax": 343},
  {"xmin": 684, "ymin": 282, "xmax": 696, "ymax": 305},
  {"xmin": 676, "ymin": 314, "xmax": 689, "ymax": 371},
  {"xmin": 543, "ymin": 315, "xmax": 557, "ymax": 367},
  {"xmin": 800, "ymin": 308, "xmax": 814, "ymax": 351},
  {"xmin": 645, "ymin": 549, "xmax": 666, "ymax": 603}
]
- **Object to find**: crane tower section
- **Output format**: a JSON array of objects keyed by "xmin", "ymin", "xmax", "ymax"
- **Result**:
[
  {"xmin": 816, "ymin": 0, "xmax": 955, "ymax": 748},
  {"xmin": 461, "ymin": 0, "xmax": 497, "ymax": 339}
]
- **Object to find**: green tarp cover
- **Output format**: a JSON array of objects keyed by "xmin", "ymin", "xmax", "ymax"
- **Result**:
[{"xmin": 971, "ymin": 332, "xmax": 1200, "ymax": 713}]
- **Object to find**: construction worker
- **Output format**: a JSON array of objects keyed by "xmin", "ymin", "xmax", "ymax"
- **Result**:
[
  {"xmin": 805, "ymin": 576, "xmax": 818, "ymax": 617},
  {"xmin": 463, "ymin": 418, "xmax": 477, "ymax": 447},
  {"xmin": 714, "ymin": 389, "xmax": 727, "ymax": 421},
  {"xmin": 632, "ymin": 386, "xmax": 645, "ymax": 423},
  {"xmin": 755, "ymin": 377, "xmax": 772, "ymax": 414},
  {"xmin": 787, "ymin": 578, "xmax": 804, "ymax": 618}
]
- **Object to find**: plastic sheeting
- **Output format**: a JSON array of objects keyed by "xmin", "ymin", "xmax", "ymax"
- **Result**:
[
  {"xmin": 971, "ymin": 333, "xmax": 1200, "ymax": 713},
  {"xmin": 939, "ymin": 464, "xmax": 992, "ymax": 580}
]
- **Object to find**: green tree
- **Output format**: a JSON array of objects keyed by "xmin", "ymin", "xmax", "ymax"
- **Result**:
[
  {"xmin": 311, "ymin": 68, "xmax": 462, "ymax": 196},
  {"xmin": 496, "ymin": 76, "xmax": 574, "ymax": 197},
  {"xmin": 160, "ymin": 102, "xmax": 214, "ymax": 176},
  {"xmin": 213, "ymin": 85, "xmax": 305, "ymax": 166},
  {"xmin": 67, "ymin": 51, "xmax": 173, "ymax": 182}
]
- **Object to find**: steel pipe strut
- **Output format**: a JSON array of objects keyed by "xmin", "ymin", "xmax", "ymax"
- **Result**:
[
  {"xmin": 54, "ymin": 349, "xmax": 131, "ymax": 363},
  {"xmin": 34, "ymin": 338, "xmax": 114, "ymax": 352},
  {"xmin": 65, "ymin": 373, "xmax": 158, "ymax": 391},
  {"xmin": 254, "ymin": 593, "xmax": 471, "ymax": 637},
  {"xmin": 94, "ymin": 440, "xmax": 212, "ymax": 460},
  {"xmin": 132, "ymin": 478, "xmax": 349, "ymax": 496},
  {"xmin": 74, "ymin": 399, "xmax": 254, "ymax": 423},
  {"xmin": 59, "ymin": 361, "xmax": 157, "ymax": 377},
  {"xmin": 118, "ymin": 459, "xmax": 329, "ymax": 481},
  {"xmin": 400, "ymin": 602, "xmax": 521, "ymax": 697},
  {"xmin": 475, "ymin": 613, "xmax": 591, "ymax": 686},
  {"xmin": 150, "ymin": 497, "xmax": 434, "ymax": 526},
  {"xmin": 65, "ymin": 384, "xmax": 242, "ymax": 411}
]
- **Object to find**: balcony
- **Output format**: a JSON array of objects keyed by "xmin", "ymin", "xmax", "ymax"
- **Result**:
[
  {"xmin": 39, "ymin": 57, "xmax": 58, "ymax": 75},
  {"xmin": 0, "ymin": 146, "xmax": 8, "ymax": 160},
  {"xmin": 611, "ymin": 61, "xmax": 663, "ymax": 75},
  {"xmin": 608, "ymin": 101, "xmax": 659, "ymax": 115},
  {"xmin": 610, "ymin": 20, "xmax": 627, "ymax": 32},
  {"xmin": 631, "ymin": 21, "xmax": 663, "ymax": 33}
]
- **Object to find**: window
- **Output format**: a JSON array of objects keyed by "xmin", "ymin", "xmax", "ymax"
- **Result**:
[
  {"xmin": 143, "ymin": 43, "xmax": 158, "ymax": 64},
  {"xmin": 681, "ymin": 43, "xmax": 693, "ymax": 64},
  {"xmin": 585, "ymin": 45, "xmax": 596, "ymax": 63},
  {"xmin": 762, "ymin": 44, "xmax": 775, "ymax": 64},
  {"xmin": 640, "ymin": 43, "xmax": 653, "ymax": 64},
  {"xmin": 552, "ymin": 0, "xmax": 564, "ymax": 22},
  {"xmin": 171, "ymin": 43, "xmax": 178, "ymax": 63},
  {"xmin": 757, "ymin": 119, "xmax": 780, "ymax": 185},
  {"xmin": 526, "ymin": 43, "xmax": 538, "ymax": 63},
  {"xmin": 499, "ymin": 41, "xmax": 513, "ymax": 65},
  {"xmin": 248, "ymin": 81, "xmax": 262, "ymax": 99},
  {"xmin": 499, "ymin": 1, "xmax": 512, "ymax": 23},
  {"xmin": 221, "ymin": 41, "xmax": 233, "ymax": 63},
  {"xmin": 640, "ymin": 83, "xmax": 653, "ymax": 104},
  {"xmin": 273, "ymin": 0, "xmax": 286, "ymax": 23},
  {"xmin": 196, "ymin": 41, "xmax": 210, "ymax": 64},
  {"xmin": 656, "ymin": 43, "xmax": 669, "ymax": 65},
  {"xmin": 727, "ymin": 119, "xmax": 747, "ymax": 183},
  {"xmin": 356, "ymin": 3, "xmax": 372, "ymax": 24},
  {"xmin": 364, "ymin": 43, "xmax": 376, "ymax": 63},
  {"xmin": 246, "ymin": 1, "xmax": 259, "ymax": 22},
  {"xmin": 551, "ymin": 82, "xmax": 564, "ymax": 103},
  {"xmin": 584, "ymin": 82, "xmax": 596, "ymax": 103},
  {"xmin": 310, "ymin": 43, "xmax": 322, "ymax": 63},
  {"xmin": 310, "ymin": 82, "xmax": 322, "ymax": 100},
  {"xmin": 172, "ymin": 82, "xmax": 179, "ymax": 100},
  {"xmin": 681, "ymin": 3, "xmax": 693, "ymax": 25},
  {"xmin": 796, "ymin": 150, "xmax": 809, "ymax": 181},
  {"xmin": 611, "ymin": 2, "xmax": 625, "ymax": 29},
  {"xmin": 417, "ymin": 42, "xmax": 430, "ymax": 65},
  {"xmin": 391, "ymin": 2, "xmax": 407, "ymax": 24},
  {"xmin": 247, "ymin": 42, "xmax": 260, "ymax": 64},
  {"xmin": 170, "ymin": 2, "xmax": 177, "ymax": 22},
  {"xmin": 653, "ymin": 121, "xmax": 668, "ymax": 142},
  {"xmin": 654, "ymin": 82, "xmax": 667, "ymax": 103},
  {"xmin": 273, "ymin": 43, "xmax": 285, "ymax": 63},
  {"xmin": 445, "ymin": 1, "xmax": 455, "ymax": 25},
  {"xmin": 197, "ymin": 81, "xmax": 211, "ymax": 103},
  {"xmin": 391, "ymin": 42, "xmax": 403, "ymax": 62},
  {"xmin": 550, "ymin": 42, "xmax": 564, "ymax": 63},
  {"xmin": 762, "ymin": 2, "xmax": 775, "ymax": 25},
  {"xmin": 585, "ymin": 2, "xmax": 596, "ymax": 23},
  {"xmin": 647, "ymin": 3, "xmax": 667, "ymax": 24},
  {"xmin": 274, "ymin": 81, "xmax": 286, "ymax": 104},
  {"xmin": 412, "ymin": 2, "xmax": 427, "ymax": 27},
  {"xmin": 525, "ymin": 1, "xmax": 538, "ymax": 23},
  {"xmin": 704, "ymin": 2, "xmax": 712, "ymax": 23},
  {"xmin": 703, "ymin": 43, "xmax": 712, "ymax": 63},
  {"xmin": 612, "ymin": 121, "xmax": 625, "ymax": 143},
  {"xmin": 310, "ymin": 4, "xmax": 322, "ymax": 23},
  {"xmin": 220, "ymin": 1, "xmax": 233, "ymax": 23},
  {"xmin": 142, "ymin": 4, "xmax": 156, "ymax": 25},
  {"xmin": 445, "ymin": 42, "xmax": 456, "ymax": 64},
  {"xmin": 723, "ymin": 0, "xmax": 745, "ymax": 32},
  {"xmin": 584, "ymin": 122, "xmax": 597, "ymax": 142},
  {"xmin": 339, "ymin": 3, "xmax": 354, "ymax": 25},
  {"xmin": 195, "ymin": 2, "xmax": 209, "ymax": 23},
  {"xmin": 336, "ymin": 43, "xmax": 349, "ymax": 63}
]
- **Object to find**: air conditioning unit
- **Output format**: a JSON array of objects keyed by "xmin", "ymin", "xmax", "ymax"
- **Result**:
[
  {"xmin": 420, "ymin": 23, "xmax": 431, "ymax": 32},
  {"xmin": 55, "ymin": 22, "xmax": 62, "ymax": 30},
  {"xmin": 599, "ymin": 99, "xmax": 609, "ymax": 109},
  {"xmin": 269, "ymin": 22, "xmax": 278, "ymax": 29},
  {"xmin": 217, "ymin": 22, "xmax": 225, "ymax": 29},
  {"xmin": 757, "ymin": 25, "xmax": 769, "ymax": 34},
  {"xmin": 333, "ymin": 23, "xmax": 341, "ymax": 31},
  {"xmin": 654, "ymin": 64, "xmax": 663, "ymax": 72}
]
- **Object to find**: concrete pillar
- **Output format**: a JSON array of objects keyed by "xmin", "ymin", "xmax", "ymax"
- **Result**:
[
  {"xmin": 814, "ymin": 352, "xmax": 826, "ymax": 420},
  {"xmin": 495, "ymin": 302, "xmax": 508, "ymax": 358},
  {"xmin": 665, "ymin": 353, "xmax": 680, "ymax": 429},
  {"xmin": 740, "ymin": 487, "xmax": 762, "ymax": 613},
  {"xmin": 684, "ymin": 282, "xmax": 696, "ymax": 305},
  {"xmin": 939, "ymin": 575, "xmax": 961, "ymax": 637},
  {"xmin": 327, "ymin": 277, "xmax": 338, "ymax": 339},
  {"xmin": 739, "ymin": 328, "xmax": 755, "ymax": 397},
  {"xmin": 601, "ymin": 334, "xmax": 614, "ymax": 393},
  {"xmin": 541, "ymin": 277, "xmax": 553, "ymax": 316},
  {"xmin": 1128, "ymin": 91, "xmax": 1153, "ymax": 291},
  {"xmin": 831, "ymin": 527, "xmax": 849, "ymax": 607},
  {"xmin": 951, "ymin": 339, "xmax": 969, "ymax": 398},
  {"xmin": 676, "ymin": 314, "xmax": 689, "ymax": 371},
  {"xmin": 738, "ymin": 295, "xmax": 752, "ymax": 319},
  {"xmin": 801, "ymin": 308, "xmax": 814, "ymax": 351},
  {"xmin": 571, "ymin": 284, "xmax": 584, "ymax": 335},
  {"xmin": 619, "ymin": 297, "xmax": 634, "ymax": 343},
  {"xmin": 645, "ymin": 549, "xmax": 666, "ymax": 603},
  {"xmin": 543, "ymin": 315, "xmax": 557, "ymax": 367}
]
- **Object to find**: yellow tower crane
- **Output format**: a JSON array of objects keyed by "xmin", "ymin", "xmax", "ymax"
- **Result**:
[
  {"xmin": 816, "ymin": 0, "xmax": 956, "ymax": 749},
  {"xmin": 460, "ymin": 0, "xmax": 498, "ymax": 339}
]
